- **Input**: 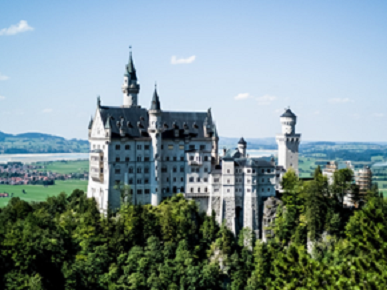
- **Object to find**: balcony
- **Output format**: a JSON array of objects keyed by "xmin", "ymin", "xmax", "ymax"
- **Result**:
[
  {"xmin": 187, "ymin": 152, "xmax": 203, "ymax": 166},
  {"xmin": 90, "ymin": 150, "xmax": 104, "ymax": 182}
]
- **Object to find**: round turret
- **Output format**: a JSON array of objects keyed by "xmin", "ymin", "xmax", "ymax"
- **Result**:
[
  {"xmin": 280, "ymin": 108, "xmax": 297, "ymax": 135},
  {"xmin": 237, "ymin": 137, "xmax": 247, "ymax": 157}
]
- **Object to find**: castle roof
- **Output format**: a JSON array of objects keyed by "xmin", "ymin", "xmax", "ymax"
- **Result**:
[
  {"xmin": 281, "ymin": 108, "xmax": 296, "ymax": 118},
  {"xmin": 98, "ymin": 105, "xmax": 214, "ymax": 139},
  {"xmin": 238, "ymin": 137, "xmax": 247, "ymax": 145},
  {"xmin": 150, "ymin": 87, "xmax": 161, "ymax": 111},
  {"xmin": 125, "ymin": 48, "xmax": 137, "ymax": 81}
]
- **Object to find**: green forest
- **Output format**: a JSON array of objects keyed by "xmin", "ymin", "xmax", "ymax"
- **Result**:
[{"xmin": 0, "ymin": 168, "xmax": 386, "ymax": 289}]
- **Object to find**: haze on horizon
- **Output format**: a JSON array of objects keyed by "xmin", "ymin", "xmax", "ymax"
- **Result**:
[{"xmin": 0, "ymin": 0, "xmax": 386, "ymax": 142}]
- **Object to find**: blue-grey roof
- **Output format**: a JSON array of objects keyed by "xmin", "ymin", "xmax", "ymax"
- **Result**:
[
  {"xmin": 125, "ymin": 50, "xmax": 137, "ymax": 81},
  {"xmin": 98, "ymin": 105, "xmax": 216, "ymax": 139},
  {"xmin": 281, "ymin": 108, "xmax": 296, "ymax": 118},
  {"xmin": 150, "ymin": 88, "xmax": 161, "ymax": 111},
  {"xmin": 238, "ymin": 137, "xmax": 247, "ymax": 145},
  {"xmin": 88, "ymin": 117, "xmax": 93, "ymax": 129}
]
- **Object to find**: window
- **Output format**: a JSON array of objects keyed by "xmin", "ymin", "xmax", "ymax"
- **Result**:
[
  {"xmin": 204, "ymin": 168, "xmax": 208, "ymax": 173},
  {"xmin": 144, "ymin": 189, "xmax": 150, "ymax": 194},
  {"xmin": 115, "ymin": 180, "xmax": 120, "ymax": 186},
  {"xmin": 200, "ymin": 145, "xmax": 205, "ymax": 150},
  {"xmin": 115, "ymin": 168, "xmax": 120, "ymax": 174},
  {"xmin": 166, "ymin": 156, "xmax": 170, "ymax": 161},
  {"xmin": 161, "ymin": 145, "xmax": 164, "ymax": 149},
  {"xmin": 227, "ymin": 179, "xmax": 230, "ymax": 184},
  {"xmin": 214, "ymin": 188, "xmax": 219, "ymax": 192},
  {"xmin": 137, "ymin": 156, "xmax": 141, "ymax": 162},
  {"xmin": 198, "ymin": 187, "xmax": 201, "ymax": 193},
  {"xmin": 227, "ymin": 169, "xmax": 230, "ymax": 174},
  {"xmin": 166, "ymin": 187, "xmax": 170, "ymax": 193},
  {"xmin": 115, "ymin": 144, "xmax": 120, "ymax": 150},
  {"xmin": 129, "ymin": 178, "xmax": 133, "ymax": 184},
  {"xmin": 137, "ymin": 145, "xmax": 142, "ymax": 150},
  {"xmin": 173, "ymin": 167, "xmax": 177, "ymax": 173},
  {"xmin": 137, "ymin": 179, "xmax": 142, "ymax": 184},
  {"xmin": 191, "ymin": 188, "xmax": 194, "ymax": 193},
  {"xmin": 144, "ymin": 157, "xmax": 150, "ymax": 162},
  {"xmin": 181, "ymin": 177, "xmax": 184, "ymax": 182},
  {"xmin": 247, "ymin": 179, "xmax": 251, "ymax": 183},
  {"xmin": 100, "ymin": 156, "xmax": 103, "ymax": 161},
  {"xmin": 100, "ymin": 168, "xmax": 103, "ymax": 173},
  {"xmin": 125, "ymin": 145, "xmax": 130, "ymax": 150},
  {"xmin": 162, "ymin": 166, "xmax": 167, "ymax": 173},
  {"xmin": 205, "ymin": 187, "xmax": 208, "ymax": 193},
  {"xmin": 189, "ymin": 177, "xmax": 194, "ymax": 182},
  {"xmin": 262, "ymin": 188, "xmax": 264, "ymax": 192},
  {"xmin": 204, "ymin": 156, "xmax": 208, "ymax": 161},
  {"xmin": 180, "ymin": 166, "xmax": 184, "ymax": 173},
  {"xmin": 267, "ymin": 169, "xmax": 271, "ymax": 173},
  {"xmin": 180, "ymin": 156, "xmax": 184, "ymax": 161},
  {"xmin": 253, "ymin": 169, "xmax": 256, "ymax": 173},
  {"xmin": 179, "ymin": 145, "xmax": 184, "ymax": 150},
  {"xmin": 247, "ymin": 189, "xmax": 251, "ymax": 192},
  {"xmin": 144, "ymin": 179, "xmax": 149, "ymax": 184},
  {"xmin": 214, "ymin": 178, "xmax": 219, "ymax": 183},
  {"xmin": 262, "ymin": 178, "xmax": 264, "ymax": 182},
  {"xmin": 261, "ymin": 169, "xmax": 264, "ymax": 173},
  {"xmin": 189, "ymin": 156, "xmax": 194, "ymax": 161},
  {"xmin": 267, "ymin": 188, "xmax": 270, "ymax": 192},
  {"xmin": 93, "ymin": 144, "xmax": 96, "ymax": 149},
  {"xmin": 144, "ymin": 145, "xmax": 150, "ymax": 150},
  {"xmin": 189, "ymin": 145, "xmax": 195, "ymax": 150},
  {"xmin": 137, "ymin": 167, "xmax": 142, "ymax": 174},
  {"xmin": 227, "ymin": 189, "xmax": 230, "ymax": 193},
  {"xmin": 137, "ymin": 189, "xmax": 142, "ymax": 194},
  {"xmin": 173, "ymin": 156, "xmax": 177, "ymax": 161},
  {"xmin": 173, "ymin": 177, "xmax": 176, "ymax": 182},
  {"xmin": 204, "ymin": 178, "xmax": 208, "ymax": 182},
  {"xmin": 180, "ymin": 187, "xmax": 185, "ymax": 193},
  {"xmin": 144, "ymin": 167, "xmax": 149, "ymax": 173},
  {"xmin": 247, "ymin": 169, "xmax": 251, "ymax": 173},
  {"xmin": 168, "ymin": 144, "xmax": 174, "ymax": 150},
  {"xmin": 197, "ymin": 177, "xmax": 200, "ymax": 182},
  {"xmin": 129, "ymin": 167, "xmax": 134, "ymax": 173},
  {"xmin": 116, "ymin": 157, "xmax": 120, "ymax": 162},
  {"xmin": 125, "ymin": 157, "xmax": 130, "ymax": 162}
]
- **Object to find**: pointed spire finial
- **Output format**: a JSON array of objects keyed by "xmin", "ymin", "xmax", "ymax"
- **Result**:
[{"xmin": 97, "ymin": 95, "xmax": 101, "ymax": 108}]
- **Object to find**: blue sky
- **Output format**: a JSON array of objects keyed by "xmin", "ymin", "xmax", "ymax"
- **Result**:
[{"xmin": 0, "ymin": 0, "xmax": 386, "ymax": 141}]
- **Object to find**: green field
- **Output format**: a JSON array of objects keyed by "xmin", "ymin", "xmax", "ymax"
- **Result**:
[
  {"xmin": 0, "ymin": 180, "xmax": 88, "ymax": 207},
  {"xmin": 37, "ymin": 160, "xmax": 89, "ymax": 174}
]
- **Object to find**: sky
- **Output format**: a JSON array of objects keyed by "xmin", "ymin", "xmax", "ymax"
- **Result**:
[{"xmin": 0, "ymin": 0, "xmax": 386, "ymax": 142}]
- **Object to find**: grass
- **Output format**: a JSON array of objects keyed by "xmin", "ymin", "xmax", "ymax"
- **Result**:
[
  {"xmin": 36, "ymin": 160, "xmax": 89, "ymax": 174},
  {"xmin": 0, "ymin": 180, "xmax": 88, "ymax": 207}
]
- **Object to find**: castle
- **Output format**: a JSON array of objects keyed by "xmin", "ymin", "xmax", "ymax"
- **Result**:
[{"xmin": 87, "ymin": 49, "xmax": 301, "ymax": 237}]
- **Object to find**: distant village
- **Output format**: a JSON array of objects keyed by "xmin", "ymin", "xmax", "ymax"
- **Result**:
[{"xmin": 0, "ymin": 162, "xmax": 88, "ymax": 186}]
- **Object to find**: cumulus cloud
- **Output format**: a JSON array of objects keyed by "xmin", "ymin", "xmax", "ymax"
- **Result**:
[
  {"xmin": 0, "ymin": 95, "xmax": 5, "ymax": 100},
  {"xmin": 256, "ymin": 94, "xmax": 277, "ymax": 105},
  {"xmin": 0, "ymin": 20, "xmax": 34, "ymax": 36},
  {"xmin": 234, "ymin": 93, "xmax": 252, "ymax": 100},
  {"xmin": 328, "ymin": 98, "xmax": 353, "ymax": 104},
  {"xmin": 171, "ymin": 55, "xmax": 196, "ymax": 64},
  {"xmin": 373, "ymin": 113, "xmax": 384, "ymax": 118},
  {"xmin": 0, "ymin": 73, "xmax": 9, "ymax": 81},
  {"xmin": 42, "ymin": 108, "xmax": 53, "ymax": 113}
]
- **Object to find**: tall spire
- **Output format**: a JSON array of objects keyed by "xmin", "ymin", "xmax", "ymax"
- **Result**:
[
  {"xmin": 125, "ymin": 46, "xmax": 137, "ymax": 80},
  {"xmin": 150, "ymin": 83, "xmax": 161, "ymax": 111}
]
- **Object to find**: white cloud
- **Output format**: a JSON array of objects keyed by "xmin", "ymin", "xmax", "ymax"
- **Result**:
[
  {"xmin": 234, "ymin": 93, "xmax": 252, "ymax": 100},
  {"xmin": 256, "ymin": 94, "xmax": 277, "ymax": 105},
  {"xmin": 373, "ymin": 113, "xmax": 384, "ymax": 118},
  {"xmin": 0, "ymin": 73, "xmax": 9, "ymax": 81},
  {"xmin": 328, "ymin": 98, "xmax": 353, "ymax": 104},
  {"xmin": 0, "ymin": 95, "xmax": 5, "ymax": 100},
  {"xmin": 171, "ymin": 55, "xmax": 196, "ymax": 64},
  {"xmin": 42, "ymin": 108, "xmax": 53, "ymax": 113},
  {"xmin": 0, "ymin": 20, "xmax": 34, "ymax": 36}
]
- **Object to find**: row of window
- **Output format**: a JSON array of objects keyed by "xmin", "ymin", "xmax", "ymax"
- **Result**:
[
  {"xmin": 188, "ymin": 177, "xmax": 208, "ymax": 183},
  {"xmin": 115, "ymin": 144, "xmax": 209, "ymax": 151},
  {"xmin": 226, "ymin": 168, "xmax": 273, "ymax": 174},
  {"xmin": 189, "ymin": 187, "xmax": 208, "ymax": 193},
  {"xmin": 212, "ymin": 187, "xmax": 272, "ymax": 193},
  {"xmin": 190, "ymin": 167, "xmax": 209, "ymax": 173}
]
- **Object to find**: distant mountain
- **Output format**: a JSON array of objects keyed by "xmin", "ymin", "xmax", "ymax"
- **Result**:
[{"xmin": 0, "ymin": 131, "xmax": 88, "ymax": 154}]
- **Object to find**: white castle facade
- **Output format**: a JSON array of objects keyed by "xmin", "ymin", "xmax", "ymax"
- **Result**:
[{"xmin": 87, "ymin": 50, "xmax": 301, "ymax": 237}]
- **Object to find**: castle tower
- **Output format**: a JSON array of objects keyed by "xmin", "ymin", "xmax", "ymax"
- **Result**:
[
  {"xmin": 148, "ymin": 85, "xmax": 162, "ymax": 206},
  {"xmin": 237, "ymin": 137, "xmax": 247, "ymax": 158},
  {"xmin": 122, "ymin": 47, "xmax": 140, "ymax": 107},
  {"xmin": 275, "ymin": 108, "xmax": 301, "ymax": 175}
]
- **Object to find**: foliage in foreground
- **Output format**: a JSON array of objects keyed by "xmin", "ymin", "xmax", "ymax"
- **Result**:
[{"xmin": 0, "ymin": 180, "xmax": 386, "ymax": 289}]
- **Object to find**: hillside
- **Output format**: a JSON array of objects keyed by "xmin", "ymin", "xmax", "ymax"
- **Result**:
[{"xmin": 0, "ymin": 131, "xmax": 88, "ymax": 154}]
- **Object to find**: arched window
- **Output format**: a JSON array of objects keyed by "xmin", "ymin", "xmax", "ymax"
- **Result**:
[
  {"xmin": 198, "ymin": 187, "xmax": 201, "ymax": 193},
  {"xmin": 189, "ymin": 177, "xmax": 194, "ymax": 182},
  {"xmin": 180, "ymin": 187, "xmax": 185, "ymax": 193},
  {"xmin": 129, "ymin": 167, "xmax": 134, "ymax": 173},
  {"xmin": 137, "ymin": 167, "xmax": 142, "ymax": 174},
  {"xmin": 190, "ymin": 188, "xmax": 194, "ymax": 193},
  {"xmin": 204, "ymin": 187, "xmax": 208, "ymax": 193},
  {"xmin": 173, "ymin": 186, "xmax": 177, "ymax": 193},
  {"xmin": 137, "ymin": 155, "xmax": 142, "ymax": 162}
]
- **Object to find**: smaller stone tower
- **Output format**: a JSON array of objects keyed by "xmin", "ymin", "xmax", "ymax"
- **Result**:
[
  {"xmin": 237, "ymin": 137, "xmax": 247, "ymax": 157},
  {"xmin": 276, "ymin": 108, "xmax": 301, "ymax": 175},
  {"xmin": 148, "ymin": 85, "xmax": 162, "ymax": 206},
  {"xmin": 122, "ymin": 47, "xmax": 140, "ymax": 107}
]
